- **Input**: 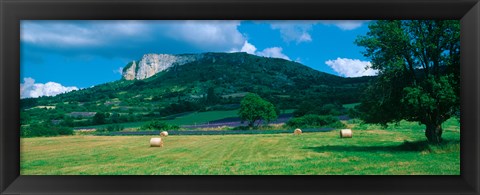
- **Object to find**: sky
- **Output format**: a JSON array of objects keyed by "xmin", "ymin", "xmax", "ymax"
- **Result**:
[{"xmin": 20, "ymin": 20, "xmax": 377, "ymax": 99}]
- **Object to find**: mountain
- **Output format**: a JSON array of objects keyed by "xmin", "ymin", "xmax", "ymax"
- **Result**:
[
  {"xmin": 122, "ymin": 53, "xmax": 204, "ymax": 80},
  {"xmin": 20, "ymin": 52, "xmax": 374, "ymax": 128},
  {"xmin": 116, "ymin": 52, "xmax": 371, "ymax": 105}
]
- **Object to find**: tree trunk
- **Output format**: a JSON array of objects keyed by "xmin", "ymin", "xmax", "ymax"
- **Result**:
[
  {"xmin": 425, "ymin": 123, "xmax": 443, "ymax": 143},
  {"xmin": 248, "ymin": 121, "xmax": 254, "ymax": 129}
]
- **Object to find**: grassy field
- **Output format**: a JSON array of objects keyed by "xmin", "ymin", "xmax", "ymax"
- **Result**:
[
  {"xmin": 165, "ymin": 110, "xmax": 240, "ymax": 125},
  {"xmin": 21, "ymin": 119, "xmax": 460, "ymax": 175},
  {"xmin": 77, "ymin": 110, "xmax": 241, "ymax": 129}
]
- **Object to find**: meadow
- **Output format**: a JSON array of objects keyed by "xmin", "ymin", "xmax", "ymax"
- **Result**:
[
  {"xmin": 75, "ymin": 110, "xmax": 242, "ymax": 130},
  {"xmin": 77, "ymin": 109, "xmax": 296, "ymax": 130},
  {"xmin": 20, "ymin": 119, "xmax": 460, "ymax": 175}
]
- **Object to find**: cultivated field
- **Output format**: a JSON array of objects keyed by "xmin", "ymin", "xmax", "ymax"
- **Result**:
[{"xmin": 20, "ymin": 119, "xmax": 460, "ymax": 175}]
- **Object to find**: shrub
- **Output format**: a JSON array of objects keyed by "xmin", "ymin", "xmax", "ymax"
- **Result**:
[
  {"xmin": 160, "ymin": 101, "xmax": 204, "ymax": 116},
  {"xmin": 93, "ymin": 112, "xmax": 106, "ymax": 125},
  {"xmin": 98, "ymin": 124, "xmax": 125, "ymax": 132},
  {"xmin": 61, "ymin": 116, "xmax": 75, "ymax": 127},
  {"xmin": 56, "ymin": 126, "xmax": 74, "ymax": 135},
  {"xmin": 286, "ymin": 114, "xmax": 345, "ymax": 128},
  {"xmin": 232, "ymin": 125, "xmax": 251, "ymax": 130},
  {"xmin": 141, "ymin": 120, "xmax": 179, "ymax": 130},
  {"xmin": 347, "ymin": 107, "xmax": 362, "ymax": 119},
  {"xmin": 20, "ymin": 123, "xmax": 74, "ymax": 137},
  {"xmin": 293, "ymin": 102, "xmax": 345, "ymax": 117}
]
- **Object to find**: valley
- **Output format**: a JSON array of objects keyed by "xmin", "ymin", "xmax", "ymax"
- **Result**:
[
  {"xmin": 20, "ymin": 52, "xmax": 372, "ymax": 134},
  {"xmin": 17, "ymin": 20, "xmax": 461, "ymax": 176}
]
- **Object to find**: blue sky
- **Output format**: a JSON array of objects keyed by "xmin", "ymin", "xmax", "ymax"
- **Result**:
[{"xmin": 20, "ymin": 20, "xmax": 377, "ymax": 98}]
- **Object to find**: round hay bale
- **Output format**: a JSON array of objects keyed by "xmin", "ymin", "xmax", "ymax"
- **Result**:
[
  {"xmin": 150, "ymin": 137, "xmax": 163, "ymax": 147},
  {"xmin": 160, "ymin": 131, "xmax": 169, "ymax": 137},
  {"xmin": 340, "ymin": 129, "xmax": 353, "ymax": 138},
  {"xmin": 294, "ymin": 128, "xmax": 302, "ymax": 135}
]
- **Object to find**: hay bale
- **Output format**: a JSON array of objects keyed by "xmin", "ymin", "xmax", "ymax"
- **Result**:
[
  {"xmin": 294, "ymin": 128, "xmax": 302, "ymax": 135},
  {"xmin": 160, "ymin": 131, "xmax": 168, "ymax": 137},
  {"xmin": 150, "ymin": 137, "xmax": 163, "ymax": 147},
  {"xmin": 340, "ymin": 129, "xmax": 352, "ymax": 138}
]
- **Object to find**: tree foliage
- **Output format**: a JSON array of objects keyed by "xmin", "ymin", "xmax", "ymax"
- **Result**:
[
  {"xmin": 238, "ymin": 93, "xmax": 278, "ymax": 128},
  {"xmin": 21, "ymin": 123, "xmax": 74, "ymax": 137},
  {"xmin": 93, "ymin": 112, "xmax": 107, "ymax": 125},
  {"xmin": 293, "ymin": 101, "xmax": 345, "ymax": 117},
  {"xmin": 206, "ymin": 87, "xmax": 220, "ymax": 105},
  {"xmin": 141, "ymin": 120, "xmax": 180, "ymax": 130},
  {"xmin": 355, "ymin": 20, "xmax": 460, "ymax": 143},
  {"xmin": 286, "ymin": 114, "xmax": 345, "ymax": 128},
  {"xmin": 159, "ymin": 100, "xmax": 203, "ymax": 116}
]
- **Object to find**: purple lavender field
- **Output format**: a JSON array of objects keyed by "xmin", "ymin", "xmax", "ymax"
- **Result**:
[{"xmin": 181, "ymin": 113, "xmax": 294, "ymax": 129}]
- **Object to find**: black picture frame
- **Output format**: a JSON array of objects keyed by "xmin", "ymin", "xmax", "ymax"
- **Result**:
[{"xmin": 1, "ymin": 0, "xmax": 479, "ymax": 194}]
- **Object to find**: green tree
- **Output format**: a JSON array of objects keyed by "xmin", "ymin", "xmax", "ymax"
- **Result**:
[
  {"xmin": 20, "ymin": 122, "xmax": 73, "ymax": 137},
  {"xmin": 294, "ymin": 101, "xmax": 344, "ymax": 117},
  {"xmin": 355, "ymin": 20, "xmax": 459, "ymax": 143},
  {"xmin": 238, "ymin": 93, "xmax": 278, "ymax": 128},
  {"xmin": 141, "ymin": 120, "xmax": 179, "ymax": 131},
  {"xmin": 286, "ymin": 114, "xmax": 345, "ymax": 129},
  {"xmin": 61, "ymin": 116, "xmax": 75, "ymax": 127},
  {"xmin": 206, "ymin": 87, "xmax": 220, "ymax": 105},
  {"xmin": 93, "ymin": 112, "xmax": 106, "ymax": 125}
]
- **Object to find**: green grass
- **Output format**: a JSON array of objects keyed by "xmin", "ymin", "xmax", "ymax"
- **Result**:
[
  {"xmin": 21, "ymin": 119, "xmax": 460, "ymax": 175},
  {"xmin": 347, "ymin": 118, "xmax": 460, "ymax": 133}
]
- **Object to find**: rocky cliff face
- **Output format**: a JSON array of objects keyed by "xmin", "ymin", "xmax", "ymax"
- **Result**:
[
  {"xmin": 122, "ymin": 61, "xmax": 137, "ymax": 80},
  {"xmin": 122, "ymin": 53, "xmax": 203, "ymax": 80}
]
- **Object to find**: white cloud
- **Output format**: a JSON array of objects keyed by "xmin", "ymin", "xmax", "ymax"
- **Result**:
[
  {"xmin": 21, "ymin": 20, "xmax": 148, "ymax": 47},
  {"xmin": 320, "ymin": 20, "xmax": 369, "ymax": 30},
  {"xmin": 167, "ymin": 20, "xmax": 245, "ymax": 51},
  {"xmin": 231, "ymin": 41, "xmax": 291, "ymax": 61},
  {"xmin": 108, "ymin": 20, "xmax": 147, "ymax": 36},
  {"xmin": 334, "ymin": 21, "xmax": 363, "ymax": 30},
  {"xmin": 20, "ymin": 77, "xmax": 78, "ymax": 99},
  {"xmin": 270, "ymin": 22, "xmax": 314, "ymax": 43},
  {"xmin": 325, "ymin": 58, "xmax": 378, "ymax": 77},
  {"xmin": 114, "ymin": 67, "xmax": 124, "ymax": 75},
  {"xmin": 268, "ymin": 20, "xmax": 368, "ymax": 43},
  {"xmin": 294, "ymin": 57, "xmax": 302, "ymax": 63},
  {"xmin": 21, "ymin": 20, "xmax": 250, "ymax": 61},
  {"xmin": 256, "ymin": 47, "xmax": 291, "ymax": 61},
  {"xmin": 239, "ymin": 41, "xmax": 257, "ymax": 54}
]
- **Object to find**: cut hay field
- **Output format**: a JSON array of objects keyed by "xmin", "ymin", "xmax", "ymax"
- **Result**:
[{"xmin": 20, "ymin": 119, "xmax": 460, "ymax": 175}]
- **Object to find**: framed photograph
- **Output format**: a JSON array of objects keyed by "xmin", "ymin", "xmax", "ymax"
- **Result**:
[{"xmin": 1, "ymin": 0, "xmax": 479, "ymax": 194}]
